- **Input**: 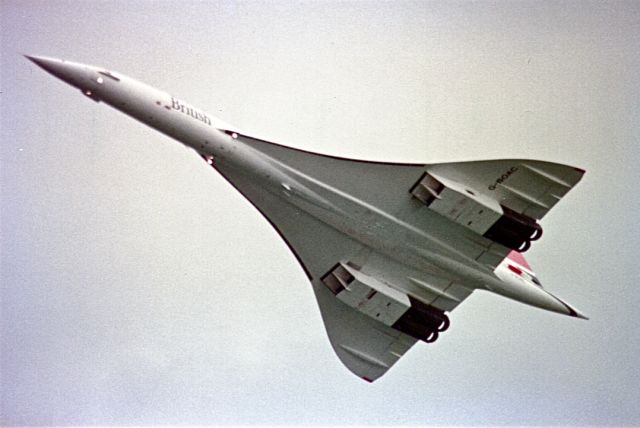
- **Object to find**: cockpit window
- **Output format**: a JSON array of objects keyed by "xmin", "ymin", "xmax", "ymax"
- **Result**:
[{"xmin": 99, "ymin": 70, "xmax": 120, "ymax": 81}]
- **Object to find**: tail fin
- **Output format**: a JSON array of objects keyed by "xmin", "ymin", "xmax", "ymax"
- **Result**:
[
  {"xmin": 503, "ymin": 250, "xmax": 543, "ymax": 287},
  {"xmin": 494, "ymin": 250, "xmax": 588, "ymax": 319}
]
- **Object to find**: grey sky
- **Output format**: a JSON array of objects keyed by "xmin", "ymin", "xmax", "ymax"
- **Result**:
[{"xmin": 2, "ymin": 0, "xmax": 639, "ymax": 425}]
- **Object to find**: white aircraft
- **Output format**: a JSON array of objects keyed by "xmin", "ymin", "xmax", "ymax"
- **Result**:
[{"xmin": 27, "ymin": 55, "xmax": 587, "ymax": 382}]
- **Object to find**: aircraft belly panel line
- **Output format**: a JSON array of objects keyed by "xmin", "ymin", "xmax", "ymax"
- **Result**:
[{"xmin": 407, "ymin": 277, "xmax": 463, "ymax": 303}]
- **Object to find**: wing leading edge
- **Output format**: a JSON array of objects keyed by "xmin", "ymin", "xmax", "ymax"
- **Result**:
[
  {"xmin": 212, "ymin": 154, "xmax": 423, "ymax": 381},
  {"xmin": 207, "ymin": 133, "xmax": 585, "ymax": 381}
]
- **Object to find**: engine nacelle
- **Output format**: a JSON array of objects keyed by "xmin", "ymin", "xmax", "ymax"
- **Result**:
[
  {"xmin": 483, "ymin": 205, "xmax": 542, "ymax": 252},
  {"xmin": 410, "ymin": 172, "xmax": 542, "ymax": 252},
  {"xmin": 321, "ymin": 263, "xmax": 449, "ymax": 343},
  {"xmin": 321, "ymin": 263, "xmax": 411, "ymax": 327}
]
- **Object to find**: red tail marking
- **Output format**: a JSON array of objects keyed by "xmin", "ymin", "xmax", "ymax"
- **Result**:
[
  {"xmin": 507, "ymin": 250, "xmax": 531, "ymax": 270},
  {"xmin": 508, "ymin": 264, "xmax": 523, "ymax": 275}
]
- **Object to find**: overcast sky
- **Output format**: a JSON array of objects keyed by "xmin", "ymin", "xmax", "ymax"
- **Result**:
[{"xmin": 2, "ymin": 0, "xmax": 640, "ymax": 425}]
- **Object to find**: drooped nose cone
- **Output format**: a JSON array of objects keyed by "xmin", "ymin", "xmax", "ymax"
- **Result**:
[
  {"xmin": 25, "ymin": 55, "xmax": 91, "ymax": 89},
  {"xmin": 25, "ymin": 55, "xmax": 61, "ymax": 73}
]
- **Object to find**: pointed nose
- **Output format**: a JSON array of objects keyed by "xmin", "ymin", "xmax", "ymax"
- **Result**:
[
  {"xmin": 25, "ymin": 55, "xmax": 65, "ymax": 75},
  {"xmin": 25, "ymin": 54, "xmax": 89, "ymax": 89},
  {"xmin": 24, "ymin": 54, "xmax": 50, "ymax": 65}
]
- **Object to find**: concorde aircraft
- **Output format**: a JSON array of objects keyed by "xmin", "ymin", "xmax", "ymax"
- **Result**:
[{"xmin": 26, "ymin": 55, "xmax": 587, "ymax": 382}]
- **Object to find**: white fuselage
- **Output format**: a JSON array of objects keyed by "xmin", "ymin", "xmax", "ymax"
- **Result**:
[{"xmin": 28, "ymin": 56, "xmax": 583, "ymax": 318}]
